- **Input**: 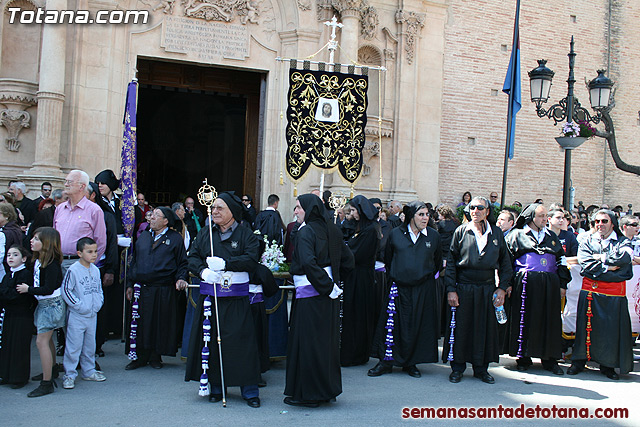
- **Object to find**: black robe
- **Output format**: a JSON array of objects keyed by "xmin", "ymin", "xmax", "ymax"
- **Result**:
[
  {"xmin": 253, "ymin": 209, "xmax": 285, "ymax": 246},
  {"xmin": 285, "ymin": 220, "xmax": 355, "ymax": 401},
  {"xmin": 126, "ymin": 228, "xmax": 188, "ymax": 356},
  {"xmin": 371, "ymin": 225, "xmax": 442, "ymax": 366},
  {"xmin": 0, "ymin": 268, "xmax": 36, "ymax": 385},
  {"xmin": 574, "ymin": 232, "xmax": 633, "ymax": 372},
  {"xmin": 249, "ymin": 264, "xmax": 278, "ymax": 373},
  {"xmin": 184, "ymin": 223, "xmax": 261, "ymax": 387},
  {"xmin": 442, "ymin": 223, "xmax": 512, "ymax": 366},
  {"xmin": 504, "ymin": 228, "xmax": 570, "ymax": 361},
  {"xmin": 341, "ymin": 222, "xmax": 380, "ymax": 366}
]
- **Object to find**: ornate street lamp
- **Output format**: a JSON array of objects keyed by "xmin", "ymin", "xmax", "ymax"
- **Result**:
[{"xmin": 528, "ymin": 37, "xmax": 614, "ymax": 208}]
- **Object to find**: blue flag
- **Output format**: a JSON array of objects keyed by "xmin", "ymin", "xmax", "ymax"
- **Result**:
[
  {"xmin": 502, "ymin": 0, "xmax": 521, "ymax": 160},
  {"xmin": 120, "ymin": 80, "xmax": 138, "ymax": 239}
]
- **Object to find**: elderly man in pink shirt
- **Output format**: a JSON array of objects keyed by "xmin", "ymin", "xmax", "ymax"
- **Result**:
[{"xmin": 54, "ymin": 170, "xmax": 107, "ymax": 273}]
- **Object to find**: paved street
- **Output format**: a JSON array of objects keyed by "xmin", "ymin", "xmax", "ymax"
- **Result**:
[{"xmin": 1, "ymin": 338, "xmax": 638, "ymax": 426}]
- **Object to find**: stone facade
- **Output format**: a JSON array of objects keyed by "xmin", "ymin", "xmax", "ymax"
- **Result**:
[{"xmin": 0, "ymin": 0, "xmax": 638, "ymax": 213}]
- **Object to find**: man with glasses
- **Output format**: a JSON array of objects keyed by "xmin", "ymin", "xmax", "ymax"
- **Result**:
[
  {"xmin": 504, "ymin": 203, "xmax": 570, "ymax": 375},
  {"xmin": 125, "ymin": 207, "xmax": 188, "ymax": 371},
  {"xmin": 34, "ymin": 181, "xmax": 53, "ymax": 205},
  {"xmin": 242, "ymin": 194, "xmax": 257, "ymax": 226},
  {"xmin": 489, "ymin": 192, "xmax": 500, "ymax": 210},
  {"xmin": 443, "ymin": 197, "xmax": 511, "ymax": 384},
  {"xmin": 569, "ymin": 210, "xmax": 634, "ymax": 379},
  {"xmin": 183, "ymin": 196, "xmax": 205, "ymax": 245},
  {"xmin": 54, "ymin": 170, "xmax": 107, "ymax": 274}
]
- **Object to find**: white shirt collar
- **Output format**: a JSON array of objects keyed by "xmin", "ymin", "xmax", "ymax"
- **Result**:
[
  {"xmin": 11, "ymin": 264, "xmax": 26, "ymax": 273},
  {"xmin": 266, "ymin": 206, "xmax": 276, "ymax": 211},
  {"xmin": 524, "ymin": 224, "xmax": 548, "ymax": 243},
  {"xmin": 407, "ymin": 224, "xmax": 428, "ymax": 244}
]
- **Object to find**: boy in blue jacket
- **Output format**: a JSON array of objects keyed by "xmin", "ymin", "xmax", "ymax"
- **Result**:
[{"xmin": 61, "ymin": 237, "xmax": 105, "ymax": 389}]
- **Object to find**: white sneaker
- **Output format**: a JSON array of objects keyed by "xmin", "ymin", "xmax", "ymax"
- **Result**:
[
  {"xmin": 63, "ymin": 376, "xmax": 75, "ymax": 389},
  {"xmin": 82, "ymin": 371, "xmax": 106, "ymax": 382}
]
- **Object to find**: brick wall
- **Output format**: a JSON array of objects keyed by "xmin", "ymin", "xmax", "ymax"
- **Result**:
[{"xmin": 438, "ymin": 0, "xmax": 640, "ymax": 210}]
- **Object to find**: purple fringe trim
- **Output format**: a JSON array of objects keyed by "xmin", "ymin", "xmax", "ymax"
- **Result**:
[
  {"xmin": 127, "ymin": 284, "xmax": 141, "ymax": 360},
  {"xmin": 516, "ymin": 272, "xmax": 527, "ymax": 358},
  {"xmin": 383, "ymin": 283, "xmax": 399, "ymax": 361},
  {"xmin": 339, "ymin": 281, "xmax": 344, "ymax": 335},
  {"xmin": 199, "ymin": 296, "xmax": 212, "ymax": 396},
  {"xmin": 447, "ymin": 306, "xmax": 457, "ymax": 361},
  {"xmin": 0, "ymin": 308, "xmax": 5, "ymax": 349}
]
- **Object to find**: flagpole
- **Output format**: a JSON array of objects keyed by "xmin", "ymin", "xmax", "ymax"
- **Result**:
[{"xmin": 500, "ymin": 0, "xmax": 521, "ymax": 209}]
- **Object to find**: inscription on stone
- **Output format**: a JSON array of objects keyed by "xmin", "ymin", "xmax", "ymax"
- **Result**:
[{"xmin": 161, "ymin": 16, "xmax": 249, "ymax": 61}]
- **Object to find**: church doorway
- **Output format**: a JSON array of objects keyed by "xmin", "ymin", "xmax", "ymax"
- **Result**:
[{"xmin": 136, "ymin": 58, "xmax": 265, "ymax": 208}]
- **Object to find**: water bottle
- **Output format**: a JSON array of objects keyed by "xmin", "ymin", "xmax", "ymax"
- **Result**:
[{"xmin": 493, "ymin": 293, "xmax": 507, "ymax": 324}]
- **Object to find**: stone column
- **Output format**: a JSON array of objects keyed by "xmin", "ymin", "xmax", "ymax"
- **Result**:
[
  {"xmin": 332, "ymin": 0, "xmax": 362, "ymax": 63},
  {"xmin": 28, "ymin": 0, "xmax": 67, "ymax": 175}
]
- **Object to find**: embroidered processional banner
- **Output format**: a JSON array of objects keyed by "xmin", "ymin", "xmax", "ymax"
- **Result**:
[{"xmin": 285, "ymin": 68, "xmax": 368, "ymax": 185}]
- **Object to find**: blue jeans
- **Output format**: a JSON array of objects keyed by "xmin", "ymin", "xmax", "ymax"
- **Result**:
[{"xmin": 211, "ymin": 384, "xmax": 259, "ymax": 399}]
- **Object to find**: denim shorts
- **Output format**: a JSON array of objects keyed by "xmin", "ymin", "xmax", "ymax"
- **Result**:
[{"xmin": 34, "ymin": 295, "xmax": 66, "ymax": 333}]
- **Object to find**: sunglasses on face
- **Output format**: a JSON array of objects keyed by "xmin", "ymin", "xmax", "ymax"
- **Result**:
[
  {"xmin": 469, "ymin": 205, "xmax": 486, "ymax": 211},
  {"xmin": 594, "ymin": 219, "xmax": 609, "ymax": 224},
  {"xmin": 242, "ymin": 199, "xmax": 249, "ymax": 202},
  {"xmin": 627, "ymin": 223, "xmax": 639, "ymax": 227}
]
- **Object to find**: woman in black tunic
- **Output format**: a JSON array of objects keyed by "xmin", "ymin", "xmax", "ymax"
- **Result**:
[
  {"xmin": 340, "ymin": 195, "xmax": 381, "ymax": 367},
  {"xmin": 0, "ymin": 245, "xmax": 36, "ymax": 388},
  {"xmin": 369, "ymin": 201, "xmax": 442, "ymax": 378},
  {"xmin": 284, "ymin": 194, "xmax": 354, "ymax": 407}
]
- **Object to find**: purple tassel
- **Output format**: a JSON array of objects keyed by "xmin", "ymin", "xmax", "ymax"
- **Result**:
[
  {"xmin": 0, "ymin": 308, "xmax": 5, "ymax": 349},
  {"xmin": 128, "ymin": 284, "xmax": 141, "ymax": 360},
  {"xmin": 199, "ymin": 296, "xmax": 212, "ymax": 397},
  {"xmin": 516, "ymin": 272, "xmax": 527, "ymax": 358},
  {"xmin": 383, "ymin": 283, "xmax": 399, "ymax": 361},
  {"xmin": 447, "ymin": 306, "xmax": 457, "ymax": 361},
  {"xmin": 199, "ymin": 373, "xmax": 209, "ymax": 396}
]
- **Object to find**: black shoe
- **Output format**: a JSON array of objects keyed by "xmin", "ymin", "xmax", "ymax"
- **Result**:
[
  {"xmin": 96, "ymin": 348, "xmax": 105, "ymax": 358},
  {"xmin": 544, "ymin": 364, "xmax": 564, "ymax": 375},
  {"xmin": 10, "ymin": 381, "xmax": 28, "ymax": 389},
  {"xmin": 125, "ymin": 360, "xmax": 147, "ymax": 370},
  {"xmin": 31, "ymin": 363, "xmax": 62, "ymax": 381},
  {"xmin": 283, "ymin": 396, "xmax": 319, "ymax": 408},
  {"xmin": 246, "ymin": 397, "xmax": 260, "ymax": 408},
  {"xmin": 402, "ymin": 365, "xmax": 421, "ymax": 378},
  {"xmin": 95, "ymin": 361, "xmax": 101, "ymax": 371},
  {"xmin": 209, "ymin": 394, "xmax": 223, "ymax": 402},
  {"xmin": 449, "ymin": 371, "xmax": 463, "ymax": 383},
  {"xmin": 600, "ymin": 367, "xmax": 619, "ymax": 380},
  {"xmin": 258, "ymin": 375, "xmax": 267, "ymax": 388},
  {"xmin": 473, "ymin": 372, "xmax": 495, "ymax": 384},
  {"xmin": 367, "ymin": 362, "xmax": 392, "ymax": 377},
  {"xmin": 27, "ymin": 380, "xmax": 56, "ymax": 397},
  {"xmin": 149, "ymin": 361, "xmax": 163, "ymax": 369},
  {"xmin": 516, "ymin": 357, "xmax": 531, "ymax": 371},
  {"xmin": 567, "ymin": 363, "xmax": 584, "ymax": 376}
]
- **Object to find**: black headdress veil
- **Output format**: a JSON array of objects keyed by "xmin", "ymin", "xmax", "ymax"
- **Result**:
[{"xmin": 298, "ymin": 193, "xmax": 344, "ymax": 282}]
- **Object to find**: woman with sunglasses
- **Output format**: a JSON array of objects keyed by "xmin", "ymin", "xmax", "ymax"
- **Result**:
[{"xmin": 504, "ymin": 203, "xmax": 571, "ymax": 375}]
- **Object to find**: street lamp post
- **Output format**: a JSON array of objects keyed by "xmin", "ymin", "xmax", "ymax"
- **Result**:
[{"xmin": 528, "ymin": 36, "xmax": 614, "ymax": 209}]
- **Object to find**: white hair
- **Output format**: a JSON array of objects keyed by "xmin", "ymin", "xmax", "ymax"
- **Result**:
[
  {"xmin": 70, "ymin": 169, "xmax": 90, "ymax": 187},
  {"xmin": 11, "ymin": 181, "xmax": 26, "ymax": 193}
]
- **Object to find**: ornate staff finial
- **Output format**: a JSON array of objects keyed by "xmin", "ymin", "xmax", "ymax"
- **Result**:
[
  {"xmin": 197, "ymin": 178, "xmax": 218, "ymax": 208},
  {"xmin": 329, "ymin": 192, "xmax": 349, "ymax": 221}
]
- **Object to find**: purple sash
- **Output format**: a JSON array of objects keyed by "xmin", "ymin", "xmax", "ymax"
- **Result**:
[
  {"xmin": 200, "ymin": 282, "xmax": 249, "ymax": 297},
  {"xmin": 249, "ymin": 292, "xmax": 264, "ymax": 304},
  {"xmin": 515, "ymin": 253, "xmax": 557, "ymax": 274},
  {"xmin": 295, "ymin": 284, "xmax": 320, "ymax": 299}
]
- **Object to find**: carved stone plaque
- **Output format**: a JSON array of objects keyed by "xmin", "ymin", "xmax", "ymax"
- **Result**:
[{"xmin": 161, "ymin": 16, "xmax": 250, "ymax": 61}]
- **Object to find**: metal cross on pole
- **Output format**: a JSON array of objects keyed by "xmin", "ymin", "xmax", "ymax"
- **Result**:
[
  {"xmin": 324, "ymin": 15, "xmax": 343, "ymax": 68},
  {"xmin": 320, "ymin": 15, "xmax": 343, "ymax": 194}
]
